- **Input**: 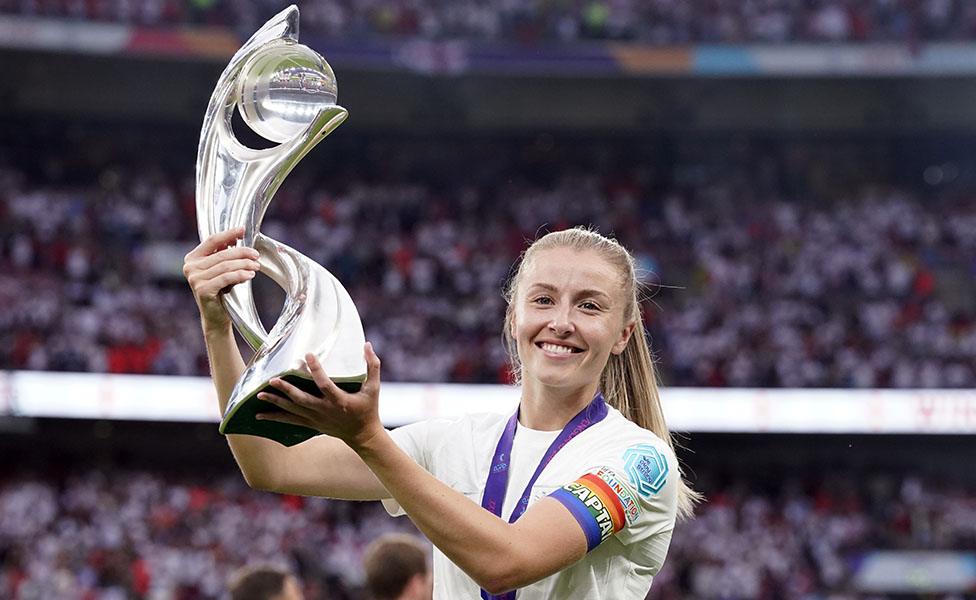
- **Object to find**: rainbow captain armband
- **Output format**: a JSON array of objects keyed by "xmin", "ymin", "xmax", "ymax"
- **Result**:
[{"xmin": 549, "ymin": 467, "xmax": 642, "ymax": 552}]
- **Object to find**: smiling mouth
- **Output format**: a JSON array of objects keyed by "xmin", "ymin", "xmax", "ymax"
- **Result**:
[{"xmin": 537, "ymin": 342, "xmax": 584, "ymax": 355}]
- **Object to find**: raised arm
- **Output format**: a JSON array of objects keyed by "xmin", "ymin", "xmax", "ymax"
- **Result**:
[
  {"xmin": 183, "ymin": 228, "xmax": 388, "ymax": 500},
  {"xmin": 257, "ymin": 346, "xmax": 591, "ymax": 594}
]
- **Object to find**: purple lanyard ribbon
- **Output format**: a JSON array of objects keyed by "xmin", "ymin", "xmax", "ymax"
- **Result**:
[{"xmin": 479, "ymin": 393, "xmax": 608, "ymax": 600}]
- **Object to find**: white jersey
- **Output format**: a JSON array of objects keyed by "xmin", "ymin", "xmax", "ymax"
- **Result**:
[{"xmin": 383, "ymin": 405, "xmax": 678, "ymax": 600}]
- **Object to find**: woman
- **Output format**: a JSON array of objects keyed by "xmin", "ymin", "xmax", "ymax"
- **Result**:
[{"xmin": 183, "ymin": 226, "xmax": 699, "ymax": 599}]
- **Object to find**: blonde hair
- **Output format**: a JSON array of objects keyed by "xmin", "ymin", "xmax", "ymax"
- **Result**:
[{"xmin": 503, "ymin": 226, "xmax": 701, "ymax": 520}]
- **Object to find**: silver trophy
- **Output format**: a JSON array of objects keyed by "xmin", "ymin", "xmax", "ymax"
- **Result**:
[{"xmin": 196, "ymin": 5, "xmax": 366, "ymax": 446}]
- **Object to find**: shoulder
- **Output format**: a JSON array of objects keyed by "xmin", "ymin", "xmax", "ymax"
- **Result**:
[
  {"xmin": 435, "ymin": 411, "xmax": 510, "ymax": 438},
  {"xmin": 389, "ymin": 411, "xmax": 509, "ymax": 453},
  {"xmin": 569, "ymin": 408, "xmax": 679, "ymax": 517},
  {"xmin": 389, "ymin": 412, "xmax": 510, "ymax": 491},
  {"xmin": 391, "ymin": 411, "xmax": 508, "ymax": 435},
  {"xmin": 547, "ymin": 409, "xmax": 679, "ymax": 551},
  {"xmin": 605, "ymin": 408, "xmax": 677, "ymax": 493},
  {"xmin": 585, "ymin": 407, "xmax": 675, "ymax": 466}
]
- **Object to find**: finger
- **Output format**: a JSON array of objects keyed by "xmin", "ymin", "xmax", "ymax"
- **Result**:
[
  {"xmin": 195, "ymin": 258, "xmax": 261, "ymax": 283},
  {"xmin": 304, "ymin": 353, "xmax": 343, "ymax": 397},
  {"xmin": 257, "ymin": 389, "xmax": 314, "ymax": 422},
  {"xmin": 255, "ymin": 409, "xmax": 316, "ymax": 429},
  {"xmin": 190, "ymin": 245, "xmax": 260, "ymax": 273},
  {"xmin": 265, "ymin": 378, "xmax": 328, "ymax": 412},
  {"xmin": 363, "ymin": 342, "xmax": 381, "ymax": 392},
  {"xmin": 193, "ymin": 270, "xmax": 256, "ymax": 299},
  {"xmin": 188, "ymin": 259, "xmax": 260, "ymax": 296},
  {"xmin": 185, "ymin": 227, "xmax": 245, "ymax": 260}
]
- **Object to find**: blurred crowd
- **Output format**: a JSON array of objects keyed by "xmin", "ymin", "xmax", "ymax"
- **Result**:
[
  {"xmin": 649, "ymin": 471, "xmax": 976, "ymax": 599},
  {"xmin": 0, "ymin": 467, "xmax": 972, "ymax": 598},
  {"xmin": 1, "ymin": 136, "xmax": 974, "ymax": 388},
  {"xmin": 0, "ymin": 469, "xmax": 414, "ymax": 599},
  {"xmin": 5, "ymin": 0, "xmax": 976, "ymax": 45}
]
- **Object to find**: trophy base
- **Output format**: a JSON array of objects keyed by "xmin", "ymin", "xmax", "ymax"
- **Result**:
[{"xmin": 220, "ymin": 375, "xmax": 363, "ymax": 447}]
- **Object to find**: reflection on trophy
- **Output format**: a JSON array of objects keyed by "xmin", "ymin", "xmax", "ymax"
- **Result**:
[{"xmin": 196, "ymin": 5, "xmax": 366, "ymax": 446}]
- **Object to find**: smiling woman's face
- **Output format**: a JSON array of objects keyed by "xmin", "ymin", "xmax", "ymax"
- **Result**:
[{"xmin": 511, "ymin": 246, "xmax": 636, "ymax": 394}]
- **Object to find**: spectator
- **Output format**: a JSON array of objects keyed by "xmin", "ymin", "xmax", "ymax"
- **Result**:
[
  {"xmin": 3, "ymin": 0, "xmax": 974, "ymax": 45},
  {"xmin": 2, "ymin": 138, "xmax": 974, "ymax": 389},
  {"xmin": 228, "ymin": 564, "xmax": 304, "ymax": 600},
  {"xmin": 362, "ymin": 534, "xmax": 432, "ymax": 600},
  {"xmin": 1, "ymin": 467, "xmax": 974, "ymax": 598}
]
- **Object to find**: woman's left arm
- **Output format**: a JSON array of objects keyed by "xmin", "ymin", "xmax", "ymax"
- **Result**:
[
  {"xmin": 257, "ymin": 343, "xmax": 588, "ymax": 595},
  {"xmin": 355, "ymin": 426, "xmax": 587, "ymax": 594}
]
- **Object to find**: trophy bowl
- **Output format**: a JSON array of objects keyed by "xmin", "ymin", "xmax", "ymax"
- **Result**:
[{"xmin": 238, "ymin": 42, "xmax": 338, "ymax": 143}]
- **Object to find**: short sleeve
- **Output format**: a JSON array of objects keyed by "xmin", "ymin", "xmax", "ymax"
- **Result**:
[
  {"xmin": 388, "ymin": 420, "xmax": 433, "ymax": 469},
  {"xmin": 381, "ymin": 419, "xmax": 453, "ymax": 516},
  {"xmin": 548, "ymin": 440, "xmax": 678, "ymax": 552}
]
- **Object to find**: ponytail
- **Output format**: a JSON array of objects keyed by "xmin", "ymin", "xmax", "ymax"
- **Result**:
[{"xmin": 602, "ymin": 316, "xmax": 702, "ymax": 520}]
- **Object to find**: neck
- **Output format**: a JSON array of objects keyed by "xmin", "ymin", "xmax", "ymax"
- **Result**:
[{"xmin": 519, "ymin": 379, "xmax": 600, "ymax": 431}]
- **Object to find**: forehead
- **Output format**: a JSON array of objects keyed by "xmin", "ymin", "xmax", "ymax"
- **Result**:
[{"xmin": 520, "ymin": 246, "xmax": 623, "ymax": 294}]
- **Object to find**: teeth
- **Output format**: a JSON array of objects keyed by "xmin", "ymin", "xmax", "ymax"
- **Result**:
[{"xmin": 541, "ymin": 343, "xmax": 576, "ymax": 355}]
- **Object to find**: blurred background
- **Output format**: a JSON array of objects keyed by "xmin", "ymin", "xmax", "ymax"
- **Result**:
[{"xmin": 1, "ymin": 0, "xmax": 976, "ymax": 598}]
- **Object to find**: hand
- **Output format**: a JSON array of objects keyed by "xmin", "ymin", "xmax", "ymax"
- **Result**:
[
  {"xmin": 256, "ymin": 343, "xmax": 384, "ymax": 449},
  {"xmin": 183, "ymin": 227, "xmax": 261, "ymax": 332}
]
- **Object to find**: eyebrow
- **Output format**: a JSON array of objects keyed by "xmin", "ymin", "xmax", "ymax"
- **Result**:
[{"xmin": 527, "ymin": 282, "xmax": 612, "ymax": 302}]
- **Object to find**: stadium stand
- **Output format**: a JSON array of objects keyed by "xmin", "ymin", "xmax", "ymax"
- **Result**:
[
  {"xmin": 4, "ymin": 0, "xmax": 974, "ymax": 45},
  {"xmin": 1, "ymin": 462, "xmax": 973, "ymax": 598},
  {"xmin": 1, "ymin": 3, "xmax": 974, "ymax": 598},
  {"xmin": 2, "ymin": 136, "xmax": 974, "ymax": 388}
]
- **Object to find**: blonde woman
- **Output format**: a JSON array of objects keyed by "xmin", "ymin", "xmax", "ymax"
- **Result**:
[{"xmin": 184, "ymin": 226, "xmax": 699, "ymax": 599}]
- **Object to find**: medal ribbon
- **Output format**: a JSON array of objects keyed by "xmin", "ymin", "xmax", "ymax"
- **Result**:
[{"xmin": 479, "ymin": 393, "xmax": 608, "ymax": 600}]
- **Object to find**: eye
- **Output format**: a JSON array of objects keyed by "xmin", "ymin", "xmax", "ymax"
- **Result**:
[
  {"xmin": 579, "ymin": 301, "xmax": 601, "ymax": 311},
  {"xmin": 531, "ymin": 296, "xmax": 554, "ymax": 306}
]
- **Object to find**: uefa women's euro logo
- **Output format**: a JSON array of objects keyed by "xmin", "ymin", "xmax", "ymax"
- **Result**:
[{"xmin": 623, "ymin": 444, "xmax": 669, "ymax": 498}]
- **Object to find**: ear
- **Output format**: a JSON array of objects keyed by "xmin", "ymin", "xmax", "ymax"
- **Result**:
[{"xmin": 611, "ymin": 320, "xmax": 637, "ymax": 355}]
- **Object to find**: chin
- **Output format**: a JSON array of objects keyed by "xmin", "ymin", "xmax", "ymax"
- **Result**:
[{"xmin": 528, "ymin": 368, "xmax": 584, "ymax": 390}]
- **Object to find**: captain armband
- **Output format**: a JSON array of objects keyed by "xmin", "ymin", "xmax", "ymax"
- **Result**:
[{"xmin": 548, "ymin": 467, "xmax": 643, "ymax": 552}]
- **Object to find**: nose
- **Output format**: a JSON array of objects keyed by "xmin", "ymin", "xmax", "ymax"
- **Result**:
[{"xmin": 548, "ymin": 305, "xmax": 575, "ymax": 336}]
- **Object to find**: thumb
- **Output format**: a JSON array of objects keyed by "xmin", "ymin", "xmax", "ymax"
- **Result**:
[{"xmin": 363, "ymin": 342, "xmax": 381, "ymax": 391}]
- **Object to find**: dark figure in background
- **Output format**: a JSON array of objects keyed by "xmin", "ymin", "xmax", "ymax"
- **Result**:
[
  {"xmin": 228, "ymin": 564, "xmax": 304, "ymax": 600},
  {"xmin": 363, "ymin": 534, "xmax": 432, "ymax": 600}
]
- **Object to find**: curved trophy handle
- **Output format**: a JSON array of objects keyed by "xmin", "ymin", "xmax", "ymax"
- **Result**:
[{"xmin": 195, "ymin": 5, "xmax": 366, "ymax": 446}]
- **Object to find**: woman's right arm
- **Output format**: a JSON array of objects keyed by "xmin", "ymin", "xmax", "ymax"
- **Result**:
[{"xmin": 184, "ymin": 228, "xmax": 389, "ymax": 500}]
